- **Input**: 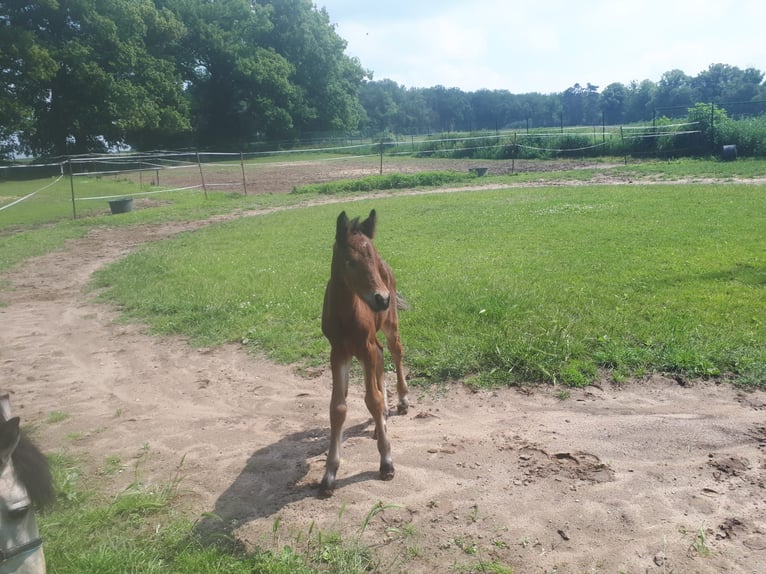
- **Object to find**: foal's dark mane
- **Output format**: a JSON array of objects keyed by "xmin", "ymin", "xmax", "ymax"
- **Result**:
[
  {"xmin": 347, "ymin": 216, "xmax": 363, "ymax": 232},
  {"xmin": 1, "ymin": 413, "xmax": 55, "ymax": 509}
]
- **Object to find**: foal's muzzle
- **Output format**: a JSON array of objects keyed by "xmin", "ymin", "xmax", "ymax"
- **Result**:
[{"xmin": 368, "ymin": 292, "xmax": 391, "ymax": 312}]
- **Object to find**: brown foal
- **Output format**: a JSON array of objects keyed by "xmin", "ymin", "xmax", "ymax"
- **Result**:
[{"xmin": 319, "ymin": 209, "xmax": 409, "ymax": 496}]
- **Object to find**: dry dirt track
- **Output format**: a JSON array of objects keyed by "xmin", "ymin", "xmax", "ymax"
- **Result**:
[{"xmin": 2, "ymin": 166, "xmax": 766, "ymax": 573}]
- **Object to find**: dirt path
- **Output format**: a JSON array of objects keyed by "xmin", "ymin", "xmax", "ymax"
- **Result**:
[{"xmin": 2, "ymin": 210, "xmax": 765, "ymax": 573}]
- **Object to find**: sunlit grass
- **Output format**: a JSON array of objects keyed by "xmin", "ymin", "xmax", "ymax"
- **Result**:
[
  {"xmin": 39, "ymin": 454, "xmax": 402, "ymax": 573},
  {"xmin": 92, "ymin": 183, "xmax": 765, "ymax": 386}
]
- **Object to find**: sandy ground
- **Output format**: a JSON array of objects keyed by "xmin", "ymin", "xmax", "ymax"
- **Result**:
[{"xmin": 2, "ymin": 164, "xmax": 766, "ymax": 573}]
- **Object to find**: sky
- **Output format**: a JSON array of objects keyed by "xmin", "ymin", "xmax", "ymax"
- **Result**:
[{"xmin": 317, "ymin": 0, "xmax": 766, "ymax": 94}]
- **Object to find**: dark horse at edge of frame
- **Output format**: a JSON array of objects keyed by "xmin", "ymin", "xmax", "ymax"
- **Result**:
[
  {"xmin": 319, "ymin": 209, "xmax": 409, "ymax": 496},
  {"xmin": 0, "ymin": 393, "xmax": 55, "ymax": 574}
]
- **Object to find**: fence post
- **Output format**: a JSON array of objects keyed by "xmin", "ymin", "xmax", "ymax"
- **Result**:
[
  {"xmin": 512, "ymin": 132, "xmax": 517, "ymax": 174},
  {"xmin": 68, "ymin": 159, "xmax": 77, "ymax": 220},
  {"xmin": 379, "ymin": 138, "xmax": 384, "ymax": 175},
  {"xmin": 240, "ymin": 151, "xmax": 248, "ymax": 195},
  {"xmin": 196, "ymin": 152, "xmax": 208, "ymax": 199},
  {"xmin": 620, "ymin": 126, "xmax": 627, "ymax": 165}
]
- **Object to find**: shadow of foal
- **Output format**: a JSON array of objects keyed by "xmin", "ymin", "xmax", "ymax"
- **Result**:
[{"xmin": 193, "ymin": 422, "xmax": 371, "ymax": 546}]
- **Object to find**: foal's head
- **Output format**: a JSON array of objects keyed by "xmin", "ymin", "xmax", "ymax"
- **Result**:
[{"xmin": 334, "ymin": 209, "xmax": 391, "ymax": 312}]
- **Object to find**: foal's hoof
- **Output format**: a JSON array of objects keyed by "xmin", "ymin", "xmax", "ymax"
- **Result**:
[
  {"xmin": 379, "ymin": 462, "xmax": 395, "ymax": 481},
  {"xmin": 318, "ymin": 475, "xmax": 336, "ymax": 498},
  {"xmin": 397, "ymin": 402, "xmax": 409, "ymax": 415},
  {"xmin": 318, "ymin": 484, "xmax": 334, "ymax": 498}
]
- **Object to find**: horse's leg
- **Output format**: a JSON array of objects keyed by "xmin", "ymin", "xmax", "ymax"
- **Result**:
[
  {"xmin": 383, "ymin": 321, "xmax": 409, "ymax": 415},
  {"xmin": 320, "ymin": 348, "xmax": 350, "ymax": 496},
  {"xmin": 363, "ymin": 344, "xmax": 394, "ymax": 480},
  {"xmin": 376, "ymin": 340, "xmax": 389, "ymax": 426}
]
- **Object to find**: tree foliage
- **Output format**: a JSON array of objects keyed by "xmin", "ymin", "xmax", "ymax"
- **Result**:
[
  {"xmin": 1, "ymin": 0, "xmax": 765, "ymax": 159},
  {"xmin": 2, "ymin": 0, "xmax": 192, "ymax": 156},
  {"xmin": 359, "ymin": 65, "xmax": 765, "ymax": 136},
  {"xmin": 1, "ymin": 0, "xmax": 365, "ymax": 156}
]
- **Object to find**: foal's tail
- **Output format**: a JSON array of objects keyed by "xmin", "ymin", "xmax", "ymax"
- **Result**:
[{"xmin": 396, "ymin": 291, "xmax": 410, "ymax": 311}]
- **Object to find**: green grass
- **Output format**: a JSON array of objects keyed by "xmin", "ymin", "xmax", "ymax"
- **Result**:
[
  {"xmin": 292, "ymin": 170, "xmax": 477, "ymax": 194},
  {"xmin": 38, "ymin": 454, "xmax": 400, "ymax": 573},
  {"xmin": 0, "ymin": 175, "xmax": 299, "ymax": 275},
  {"xmin": 604, "ymin": 156, "xmax": 766, "ymax": 181},
  {"xmin": 92, "ymin": 183, "xmax": 765, "ymax": 386}
]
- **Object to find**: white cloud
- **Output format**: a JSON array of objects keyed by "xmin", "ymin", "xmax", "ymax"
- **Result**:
[{"xmin": 322, "ymin": 0, "xmax": 766, "ymax": 93}]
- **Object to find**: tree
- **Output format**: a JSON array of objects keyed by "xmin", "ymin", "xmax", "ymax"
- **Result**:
[
  {"xmin": 654, "ymin": 69, "xmax": 694, "ymax": 116},
  {"xmin": 599, "ymin": 82, "xmax": 627, "ymax": 124},
  {"xmin": 0, "ymin": 11, "xmax": 57, "ymax": 158},
  {"xmin": 358, "ymin": 79, "xmax": 400, "ymax": 134},
  {"xmin": 623, "ymin": 79, "xmax": 657, "ymax": 123},
  {"xmin": 4, "ymin": 0, "xmax": 192, "ymax": 156},
  {"xmin": 562, "ymin": 83, "xmax": 600, "ymax": 126},
  {"xmin": 422, "ymin": 86, "xmax": 471, "ymax": 132},
  {"xmin": 260, "ymin": 0, "xmax": 367, "ymax": 135},
  {"xmin": 396, "ymin": 88, "xmax": 434, "ymax": 134},
  {"xmin": 470, "ymin": 89, "xmax": 519, "ymax": 131},
  {"xmin": 692, "ymin": 63, "xmax": 764, "ymax": 103},
  {"xmin": 163, "ymin": 0, "xmax": 298, "ymax": 148}
]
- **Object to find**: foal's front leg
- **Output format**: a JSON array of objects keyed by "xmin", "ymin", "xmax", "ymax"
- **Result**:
[
  {"xmin": 320, "ymin": 349, "xmax": 350, "ymax": 496},
  {"xmin": 364, "ymin": 344, "xmax": 394, "ymax": 480}
]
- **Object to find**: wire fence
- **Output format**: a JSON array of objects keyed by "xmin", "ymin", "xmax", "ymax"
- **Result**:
[{"xmin": 0, "ymin": 121, "xmax": 711, "ymax": 222}]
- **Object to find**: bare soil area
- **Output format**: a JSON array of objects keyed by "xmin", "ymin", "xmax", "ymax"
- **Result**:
[
  {"xmin": 124, "ymin": 156, "xmax": 628, "ymax": 195},
  {"xmin": 2, "ymin": 161, "xmax": 765, "ymax": 573}
]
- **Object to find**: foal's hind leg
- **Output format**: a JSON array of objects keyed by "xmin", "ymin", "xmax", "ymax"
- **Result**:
[
  {"xmin": 320, "ymin": 349, "xmax": 350, "ymax": 496},
  {"xmin": 383, "ymin": 323, "xmax": 409, "ymax": 415}
]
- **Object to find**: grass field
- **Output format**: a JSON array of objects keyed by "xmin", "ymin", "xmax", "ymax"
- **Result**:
[
  {"xmin": 4, "ymin": 159, "xmax": 763, "ymax": 386},
  {"xmin": 91, "ymin": 182, "xmax": 765, "ymax": 387}
]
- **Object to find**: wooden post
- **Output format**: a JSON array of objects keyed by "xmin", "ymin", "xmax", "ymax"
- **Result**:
[
  {"xmin": 68, "ymin": 160, "xmax": 77, "ymax": 220},
  {"xmin": 512, "ymin": 132, "xmax": 517, "ymax": 174},
  {"xmin": 379, "ymin": 138, "xmax": 384, "ymax": 175},
  {"xmin": 240, "ymin": 152, "xmax": 248, "ymax": 195},
  {"xmin": 620, "ymin": 126, "xmax": 627, "ymax": 165},
  {"xmin": 197, "ymin": 152, "xmax": 208, "ymax": 198}
]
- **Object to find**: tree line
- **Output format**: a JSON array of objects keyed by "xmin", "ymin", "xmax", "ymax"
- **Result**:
[
  {"xmin": 360, "ymin": 66, "xmax": 766, "ymax": 136},
  {"xmin": 2, "ymin": 0, "xmax": 765, "ymax": 159}
]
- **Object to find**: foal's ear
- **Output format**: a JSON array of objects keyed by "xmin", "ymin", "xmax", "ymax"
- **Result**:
[
  {"xmin": 335, "ymin": 211, "xmax": 350, "ymax": 243},
  {"xmin": 360, "ymin": 209, "xmax": 377, "ymax": 239}
]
